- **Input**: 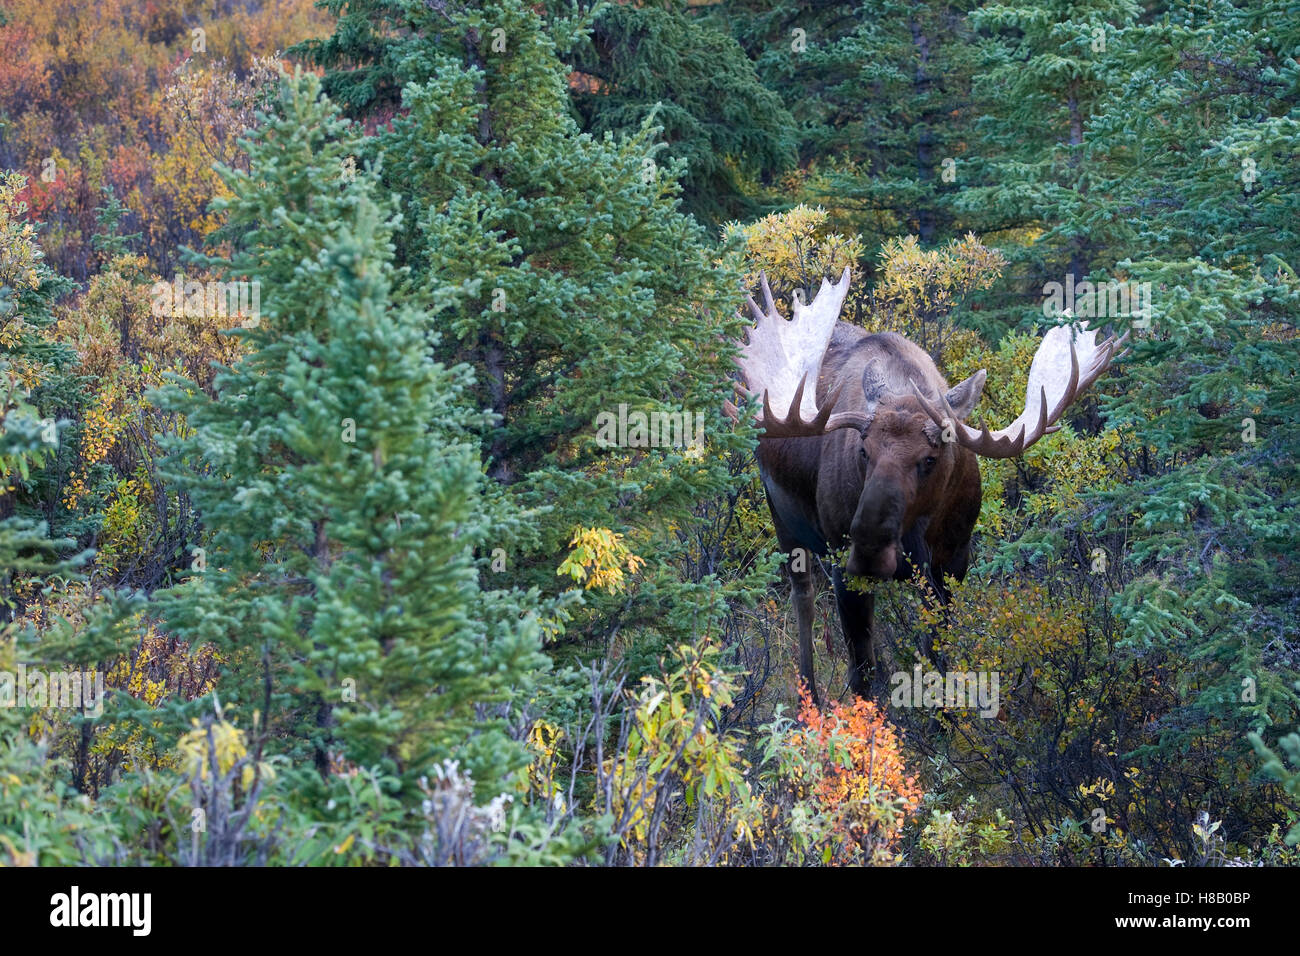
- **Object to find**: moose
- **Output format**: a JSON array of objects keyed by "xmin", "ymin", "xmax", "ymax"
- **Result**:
[{"xmin": 735, "ymin": 268, "xmax": 1127, "ymax": 702}]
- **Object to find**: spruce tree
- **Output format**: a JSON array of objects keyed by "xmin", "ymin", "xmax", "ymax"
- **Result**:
[
  {"xmin": 1080, "ymin": 1, "xmax": 1300, "ymax": 780},
  {"xmin": 708, "ymin": 0, "xmax": 985, "ymax": 251},
  {"xmin": 302, "ymin": 1, "xmax": 767, "ymax": 678},
  {"xmin": 951, "ymin": 0, "xmax": 1141, "ymax": 331},
  {"xmin": 558, "ymin": 0, "xmax": 796, "ymax": 224},
  {"xmin": 0, "ymin": 172, "xmax": 80, "ymax": 619},
  {"xmin": 147, "ymin": 70, "xmax": 547, "ymax": 797}
]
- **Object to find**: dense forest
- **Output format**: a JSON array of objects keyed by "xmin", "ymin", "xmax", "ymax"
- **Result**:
[{"xmin": 0, "ymin": 0, "xmax": 1297, "ymax": 868}]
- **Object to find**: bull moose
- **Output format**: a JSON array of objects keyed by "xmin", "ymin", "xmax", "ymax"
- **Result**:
[{"xmin": 735, "ymin": 268, "xmax": 1127, "ymax": 702}]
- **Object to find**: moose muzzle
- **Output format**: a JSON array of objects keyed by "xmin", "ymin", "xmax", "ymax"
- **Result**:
[{"xmin": 847, "ymin": 478, "xmax": 905, "ymax": 579}]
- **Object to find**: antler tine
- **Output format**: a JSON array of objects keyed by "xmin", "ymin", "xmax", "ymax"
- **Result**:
[
  {"xmin": 745, "ymin": 272, "xmax": 783, "ymax": 328},
  {"xmin": 1112, "ymin": 329, "xmax": 1132, "ymax": 362},
  {"xmin": 756, "ymin": 375, "xmax": 828, "ymax": 437},
  {"xmin": 909, "ymin": 377, "xmax": 949, "ymax": 431},
  {"xmin": 786, "ymin": 373, "xmax": 809, "ymax": 423},
  {"xmin": 760, "ymin": 385, "xmax": 783, "ymax": 433},
  {"xmin": 1032, "ymin": 384, "xmax": 1050, "ymax": 443},
  {"xmin": 910, "ymin": 376, "xmax": 1018, "ymax": 456},
  {"xmin": 758, "ymin": 375, "xmax": 810, "ymax": 437},
  {"xmin": 754, "ymin": 377, "xmax": 872, "ymax": 438},
  {"xmin": 1051, "ymin": 336, "xmax": 1081, "ymax": 423},
  {"xmin": 760, "ymin": 271, "xmax": 777, "ymax": 318},
  {"xmin": 1016, "ymin": 336, "xmax": 1080, "ymax": 449},
  {"xmin": 978, "ymin": 418, "xmax": 1026, "ymax": 457},
  {"xmin": 1085, "ymin": 336, "xmax": 1111, "ymax": 374},
  {"xmin": 1092, "ymin": 329, "xmax": 1132, "ymax": 366}
]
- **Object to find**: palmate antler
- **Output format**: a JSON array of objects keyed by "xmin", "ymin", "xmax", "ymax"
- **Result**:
[
  {"xmin": 735, "ymin": 268, "xmax": 873, "ymax": 438},
  {"xmin": 908, "ymin": 322, "xmax": 1129, "ymax": 458}
]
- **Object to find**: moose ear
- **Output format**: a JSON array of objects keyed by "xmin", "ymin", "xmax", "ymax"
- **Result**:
[
  {"xmin": 944, "ymin": 370, "xmax": 986, "ymax": 420},
  {"xmin": 859, "ymin": 359, "xmax": 888, "ymax": 421}
]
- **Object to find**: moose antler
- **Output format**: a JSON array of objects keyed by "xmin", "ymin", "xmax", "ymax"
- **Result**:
[
  {"xmin": 735, "ymin": 268, "xmax": 873, "ymax": 438},
  {"xmin": 909, "ymin": 321, "xmax": 1129, "ymax": 458}
]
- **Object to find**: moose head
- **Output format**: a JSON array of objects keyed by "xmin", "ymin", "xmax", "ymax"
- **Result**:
[{"xmin": 734, "ymin": 268, "xmax": 1127, "ymax": 701}]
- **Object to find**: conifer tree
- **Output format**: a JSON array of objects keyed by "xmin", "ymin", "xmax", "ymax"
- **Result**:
[
  {"xmin": 1078, "ymin": 1, "xmax": 1300, "ymax": 771},
  {"xmin": 951, "ymin": 0, "xmax": 1140, "ymax": 329},
  {"xmin": 0, "ymin": 172, "xmax": 79, "ymax": 618},
  {"xmin": 147, "ymin": 71, "xmax": 547, "ymax": 796},
  {"xmin": 708, "ymin": 0, "xmax": 985, "ymax": 251},
  {"xmin": 955, "ymin": 1, "xmax": 1300, "ymax": 838},
  {"xmin": 559, "ymin": 0, "xmax": 796, "ymax": 224},
  {"xmin": 304, "ymin": 1, "xmax": 767, "ymax": 675}
]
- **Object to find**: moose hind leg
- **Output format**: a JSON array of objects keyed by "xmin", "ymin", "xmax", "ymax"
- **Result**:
[{"xmin": 831, "ymin": 567, "xmax": 876, "ymax": 698}]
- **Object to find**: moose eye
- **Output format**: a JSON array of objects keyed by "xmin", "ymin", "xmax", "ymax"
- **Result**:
[
  {"xmin": 859, "ymin": 446, "xmax": 869, "ymax": 464},
  {"xmin": 920, "ymin": 456, "xmax": 937, "ymax": 477}
]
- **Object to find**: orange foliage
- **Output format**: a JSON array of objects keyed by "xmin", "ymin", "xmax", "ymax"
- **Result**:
[
  {"xmin": 791, "ymin": 684, "xmax": 923, "ymax": 864},
  {"xmin": 0, "ymin": 0, "xmax": 329, "ymax": 278}
]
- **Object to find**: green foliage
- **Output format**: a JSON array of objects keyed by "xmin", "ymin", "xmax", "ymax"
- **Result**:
[
  {"xmin": 1250, "ymin": 694, "xmax": 1300, "ymax": 847},
  {"xmin": 329, "ymin": 0, "xmax": 773, "ymax": 687},
  {"xmin": 560, "ymin": 0, "xmax": 795, "ymax": 225},
  {"xmin": 143, "ymin": 70, "xmax": 550, "ymax": 818},
  {"xmin": 0, "ymin": 172, "xmax": 84, "ymax": 619}
]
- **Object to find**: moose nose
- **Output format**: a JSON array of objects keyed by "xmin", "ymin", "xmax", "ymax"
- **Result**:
[
  {"xmin": 851, "ymin": 484, "xmax": 903, "ymax": 542},
  {"xmin": 872, "ymin": 542, "xmax": 899, "ymax": 577},
  {"xmin": 846, "ymin": 540, "xmax": 899, "ymax": 579},
  {"xmin": 848, "ymin": 479, "xmax": 904, "ymax": 578}
]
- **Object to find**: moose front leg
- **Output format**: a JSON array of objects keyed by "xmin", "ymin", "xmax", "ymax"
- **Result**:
[
  {"xmin": 831, "ymin": 567, "xmax": 876, "ymax": 698},
  {"xmin": 788, "ymin": 557, "xmax": 820, "ymax": 705}
]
